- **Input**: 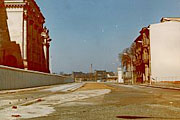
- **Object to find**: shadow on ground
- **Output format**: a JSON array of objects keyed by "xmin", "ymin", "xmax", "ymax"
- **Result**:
[{"xmin": 116, "ymin": 115, "xmax": 180, "ymax": 119}]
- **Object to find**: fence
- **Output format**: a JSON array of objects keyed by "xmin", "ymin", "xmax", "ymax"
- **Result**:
[
  {"xmin": 152, "ymin": 76, "xmax": 180, "ymax": 82},
  {"xmin": 0, "ymin": 65, "xmax": 74, "ymax": 90}
]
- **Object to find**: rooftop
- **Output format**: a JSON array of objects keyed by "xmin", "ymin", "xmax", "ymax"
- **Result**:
[{"xmin": 161, "ymin": 17, "xmax": 180, "ymax": 22}]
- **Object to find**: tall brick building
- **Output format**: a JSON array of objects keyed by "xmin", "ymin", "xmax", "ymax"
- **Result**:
[{"xmin": 2, "ymin": 0, "xmax": 51, "ymax": 73}]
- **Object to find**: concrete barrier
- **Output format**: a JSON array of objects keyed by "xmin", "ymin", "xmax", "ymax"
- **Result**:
[{"xmin": 0, "ymin": 65, "xmax": 74, "ymax": 90}]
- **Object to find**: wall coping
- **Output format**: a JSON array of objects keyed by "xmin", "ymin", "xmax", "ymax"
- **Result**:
[{"xmin": 0, "ymin": 65, "xmax": 67, "ymax": 78}]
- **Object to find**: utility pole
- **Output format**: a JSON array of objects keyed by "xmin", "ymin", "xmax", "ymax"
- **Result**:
[
  {"xmin": 90, "ymin": 64, "xmax": 92, "ymax": 73},
  {"xmin": 130, "ymin": 56, "xmax": 134, "ymax": 85},
  {"xmin": 90, "ymin": 64, "xmax": 93, "ymax": 81}
]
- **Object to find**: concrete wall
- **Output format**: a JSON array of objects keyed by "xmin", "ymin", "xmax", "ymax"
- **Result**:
[
  {"xmin": 150, "ymin": 21, "xmax": 180, "ymax": 81},
  {"xmin": 0, "ymin": 65, "xmax": 74, "ymax": 90}
]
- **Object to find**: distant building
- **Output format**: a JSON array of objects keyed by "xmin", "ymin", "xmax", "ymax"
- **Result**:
[
  {"xmin": 72, "ymin": 72, "xmax": 95, "ymax": 82},
  {"xmin": 3, "ymin": 0, "xmax": 51, "ymax": 73},
  {"xmin": 73, "ymin": 70, "xmax": 117, "ymax": 82},
  {"xmin": 94, "ymin": 70, "xmax": 107, "ymax": 82},
  {"xmin": 106, "ymin": 72, "xmax": 118, "ymax": 82}
]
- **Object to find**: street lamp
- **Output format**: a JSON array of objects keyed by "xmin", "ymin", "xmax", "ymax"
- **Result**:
[{"xmin": 123, "ymin": 53, "xmax": 134, "ymax": 85}]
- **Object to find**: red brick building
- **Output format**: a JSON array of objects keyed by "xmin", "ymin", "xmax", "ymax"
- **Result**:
[{"xmin": 0, "ymin": 0, "xmax": 51, "ymax": 73}]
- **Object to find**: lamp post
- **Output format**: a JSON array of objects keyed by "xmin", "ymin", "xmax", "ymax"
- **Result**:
[{"xmin": 123, "ymin": 53, "xmax": 134, "ymax": 85}]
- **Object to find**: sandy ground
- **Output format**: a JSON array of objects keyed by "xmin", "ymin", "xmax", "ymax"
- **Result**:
[
  {"xmin": 0, "ymin": 82, "xmax": 112, "ymax": 120},
  {"xmin": 77, "ymin": 82, "xmax": 115, "ymax": 91},
  {"xmin": 29, "ymin": 83, "xmax": 180, "ymax": 120},
  {"xmin": 1, "ymin": 82, "xmax": 180, "ymax": 120}
]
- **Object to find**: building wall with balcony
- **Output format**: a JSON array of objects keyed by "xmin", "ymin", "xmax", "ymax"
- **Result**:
[
  {"xmin": 134, "ymin": 27, "xmax": 150, "ymax": 83},
  {"xmin": 121, "ymin": 27, "xmax": 151, "ymax": 84}
]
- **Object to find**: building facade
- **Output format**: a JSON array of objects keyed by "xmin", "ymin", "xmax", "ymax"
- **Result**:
[
  {"xmin": 133, "ymin": 27, "xmax": 150, "ymax": 83},
  {"xmin": 4, "ymin": 0, "xmax": 50, "ymax": 73},
  {"xmin": 150, "ymin": 18, "xmax": 180, "ymax": 81},
  {"xmin": 94, "ymin": 70, "xmax": 107, "ymax": 82},
  {"xmin": 120, "ymin": 17, "xmax": 180, "ymax": 83},
  {"xmin": 72, "ymin": 72, "xmax": 95, "ymax": 82},
  {"xmin": 72, "ymin": 70, "xmax": 117, "ymax": 82},
  {"xmin": 121, "ymin": 27, "xmax": 151, "ymax": 84},
  {"xmin": 0, "ymin": 0, "xmax": 24, "ymax": 68}
]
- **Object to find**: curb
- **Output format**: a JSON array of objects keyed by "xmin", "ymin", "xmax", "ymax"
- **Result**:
[
  {"xmin": 0, "ymin": 83, "xmax": 80, "ymax": 94},
  {"xmin": 0, "ymin": 86, "xmax": 51, "ymax": 94},
  {"xmin": 140, "ymin": 84, "xmax": 180, "ymax": 91}
]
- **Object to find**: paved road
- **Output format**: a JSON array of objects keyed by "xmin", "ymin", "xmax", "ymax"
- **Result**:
[{"xmin": 0, "ymin": 83, "xmax": 180, "ymax": 120}]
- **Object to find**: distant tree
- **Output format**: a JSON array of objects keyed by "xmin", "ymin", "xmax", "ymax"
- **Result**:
[
  {"xmin": 59, "ymin": 72, "xmax": 64, "ymax": 75},
  {"xmin": 129, "ymin": 42, "xmax": 136, "ymax": 57},
  {"xmin": 119, "ymin": 48, "xmax": 131, "ymax": 69}
]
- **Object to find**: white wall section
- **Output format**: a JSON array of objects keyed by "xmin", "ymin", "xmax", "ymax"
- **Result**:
[{"xmin": 150, "ymin": 21, "xmax": 180, "ymax": 81}]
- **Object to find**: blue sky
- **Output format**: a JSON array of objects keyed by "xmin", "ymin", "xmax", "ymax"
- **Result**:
[{"xmin": 36, "ymin": 0, "xmax": 180, "ymax": 73}]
